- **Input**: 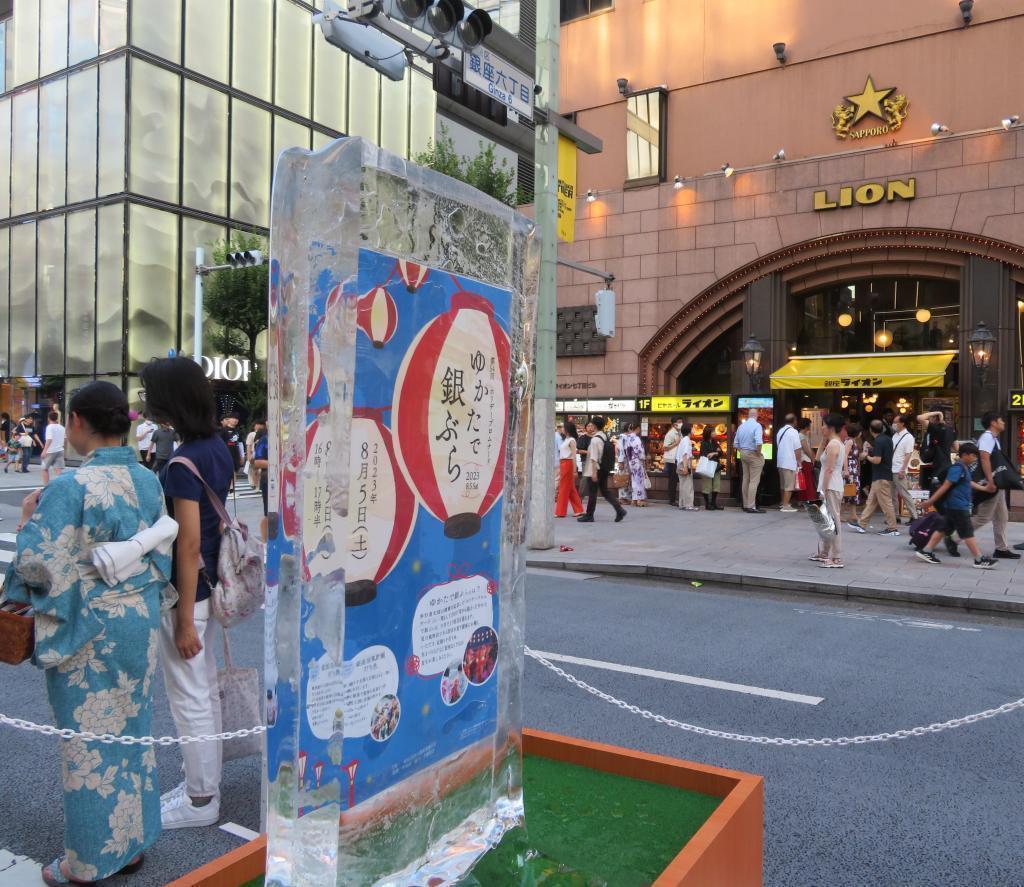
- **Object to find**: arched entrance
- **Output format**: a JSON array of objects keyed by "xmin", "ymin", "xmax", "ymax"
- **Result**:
[{"xmin": 638, "ymin": 228, "xmax": 1024, "ymax": 397}]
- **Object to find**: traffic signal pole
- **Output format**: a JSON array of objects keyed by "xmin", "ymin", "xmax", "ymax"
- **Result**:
[{"xmin": 527, "ymin": 0, "xmax": 560, "ymax": 550}]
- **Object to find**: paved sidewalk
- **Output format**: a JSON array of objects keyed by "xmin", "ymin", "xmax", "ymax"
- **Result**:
[{"xmin": 528, "ymin": 502, "xmax": 1024, "ymax": 615}]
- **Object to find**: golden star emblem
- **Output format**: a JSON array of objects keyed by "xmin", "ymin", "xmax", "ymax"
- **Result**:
[{"xmin": 845, "ymin": 76, "xmax": 895, "ymax": 125}]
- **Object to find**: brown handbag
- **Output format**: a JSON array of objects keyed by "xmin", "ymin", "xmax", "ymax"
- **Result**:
[{"xmin": 0, "ymin": 602, "xmax": 34, "ymax": 665}]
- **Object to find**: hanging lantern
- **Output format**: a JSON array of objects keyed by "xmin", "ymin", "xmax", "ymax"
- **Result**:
[
  {"xmin": 875, "ymin": 329, "xmax": 892, "ymax": 348},
  {"xmin": 915, "ymin": 308, "xmax": 932, "ymax": 323},
  {"xmin": 356, "ymin": 286, "xmax": 399, "ymax": 348},
  {"xmin": 397, "ymin": 260, "xmax": 430, "ymax": 293},
  {"xmin": 393, "ymin": 292, "xmax": 510, "ymax": 539},
  {"xmin": 344, "ymin": 409, "xmax": 417, "ymax": 607}
]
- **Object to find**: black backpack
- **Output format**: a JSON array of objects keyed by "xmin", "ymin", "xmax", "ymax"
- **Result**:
[{"xmin": 597, "ymin": 433, "xmax": 616, "ymax": 476}]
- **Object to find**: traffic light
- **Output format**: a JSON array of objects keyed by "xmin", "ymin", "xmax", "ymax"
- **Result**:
[
  {"xmin": 350, "ymin": 0, "xmax": 493, "ymax": 53},
  {"xmin": 226, "ymin": 250, "xmax": 264, "ymax": 268}
]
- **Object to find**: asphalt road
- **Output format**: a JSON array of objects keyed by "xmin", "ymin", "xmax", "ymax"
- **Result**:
[{"xmin": 2, "ymin": 548, "xmax": 1023, "ymax": 884}]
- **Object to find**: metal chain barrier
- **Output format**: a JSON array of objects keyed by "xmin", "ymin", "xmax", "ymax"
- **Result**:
[
  {"xmin": 0, "ymin": 712, "xmax": 265, "ymax": 746},
  {"xmin": 524, "ymin": 647, "xmax": 1024, "ymax": 747}
]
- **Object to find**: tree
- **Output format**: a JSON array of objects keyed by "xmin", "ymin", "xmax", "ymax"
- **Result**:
[
  {"xmin": 414, "ymin": 125, "xmax": 519, "ymax": 207},
  {"xmin": 203, "ymin": 232, "xmax": 269, "ymax": 367}
]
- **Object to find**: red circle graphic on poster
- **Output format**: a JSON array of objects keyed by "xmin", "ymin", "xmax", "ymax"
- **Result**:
[
  {"xmin": 392, "ymin": 291, "xmax": 510, "ymax": 539},
  {"xmin": 397, "ymin": 260, "xmax": 429, "ymax": 293},
  {"xmin": 344, "ymin": 409, "xmax": 417, "ymax": 606},
  {"xmin": 356, "ymin": 286, "xmax": 398, "ymax": 348}
]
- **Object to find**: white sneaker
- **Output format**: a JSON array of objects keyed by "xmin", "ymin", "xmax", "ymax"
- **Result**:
[
  {"xmin": 779, "ymin": 506, "xmax": 798, "ymax": 513},
  {"xmin": 160, "ymin": 781, "xmax": 187, "ymax": 812},
  {"xmin": 161, "ymin": 789, "xmax": 220, "ymax": 830}
]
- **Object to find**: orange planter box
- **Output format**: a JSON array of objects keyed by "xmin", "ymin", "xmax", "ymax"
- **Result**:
[{"xmin": 168, "ymin": 728, "xmax": 763, "ymax": 887}]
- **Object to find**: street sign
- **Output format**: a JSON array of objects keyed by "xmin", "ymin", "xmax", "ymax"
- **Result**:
[{"xmin": 463, "ymin": 46, "xmax": 534, "ymax": 120}]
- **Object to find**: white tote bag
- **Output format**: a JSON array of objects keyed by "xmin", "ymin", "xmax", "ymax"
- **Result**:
[
  {"xmin": 695, "ymin": 456, "xmax": 717, "ymax": 479},
  {"xmin": 218, "ymin": 628, "xmax": 263, "ymax": 762}
]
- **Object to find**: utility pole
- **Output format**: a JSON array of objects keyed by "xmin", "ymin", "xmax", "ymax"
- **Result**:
[{"xmin": 527, "ymin": 0, "xmax": 560, "ymax": 550}]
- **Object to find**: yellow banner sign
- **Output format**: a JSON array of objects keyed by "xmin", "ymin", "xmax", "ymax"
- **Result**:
[
  {"xmin": 557, "ymin": 136, "xmax": 577, "ymax": 243},
  {"xmin": 637, "ymin": 395, "xmax": 732, "ymax": 413}
]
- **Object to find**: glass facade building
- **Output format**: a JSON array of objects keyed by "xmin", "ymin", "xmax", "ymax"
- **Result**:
[{"xmin": 0, "ymin": 0, "xmax": 437, "ymax": 422}]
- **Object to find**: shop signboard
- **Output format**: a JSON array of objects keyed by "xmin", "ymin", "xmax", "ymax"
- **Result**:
[
  {"xmin": 737, "ymin": 396, "xmax": 774, "ymax": 409},
  {"xmin": 561, "ymin": 398, "xmax": 587, "ymax": 412},
  {"xmin": 1009, "ymin": 389, "xmax": 1024, "ymax": 411},
  {"xmin": 638, "ymin": 395, "xmax": 732, "ymax": 413},
  {"xmin": 587, "ymin": 397, "xmax": 636, "ymax": 413}
]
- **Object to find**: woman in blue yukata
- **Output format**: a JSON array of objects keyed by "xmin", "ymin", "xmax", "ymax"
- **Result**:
[{"xmin": 3, "ymin": 382, "xmax": 171, "ymax": 885}]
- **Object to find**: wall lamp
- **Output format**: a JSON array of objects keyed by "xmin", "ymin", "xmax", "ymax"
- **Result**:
[
  {"xmin": 673, "ymin": 175, "xmax": 684, "ymax": 190},
  {"xmin": 930, "ymin": 122, "xmax": 951, "ymax": 136},
  {"xmin": 721, "ymin": 162, "xmax": 735, "ymax": 177},
  {"xmin": 616, "ymin": 77, "xmax": 629, "ymax": 96},
  {"xmin": 959, "ymin": 0, "xmax": 973, "ymax": 25},
  {"xmin": 1002, "ymin": 115, "xmax": 1020, "ymax": 130},
  {"xmin": 773, "ymin": 42, "xmax": 786, "ymax": 64},
  {"xmin": 586, "ymin": 189, "xmax": 596, "ymax": 203},
  {"xmin": 772, "ymin": 149, "xmax": 786, "ymax": 162}
]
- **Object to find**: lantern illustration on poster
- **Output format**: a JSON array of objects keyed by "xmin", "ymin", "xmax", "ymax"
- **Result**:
[
  {"xmin": 314, "ymin": 761, "xmax": 325, "ymax": 789},
  {"xmin": 393, "ymin": 291, "xmax": 510, "ymax": 539},
  {"xmin": 344, "ymin": 760, "xmax": 360, "ymax": 809},
  {"xmin": 307, "ymin": 334, "xmax": 325, "ymax": 401},
  {"xmin": 397, "ymin": 260, "xmax": 429, "ymax": 293},
  {"xmin": 298, "ymin": 750, "xmax": 308, "ymax": 787},
  {"xmin": 345, "ymin": 408, "xmax": 417, "ymax": 606},
  {"xmin": 356, "ymin": 286, "xmax": 398, "ymax": 348}
]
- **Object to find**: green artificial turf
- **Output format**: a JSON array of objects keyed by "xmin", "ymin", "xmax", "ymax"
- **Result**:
[{"xmin": 241, "ymin": 754, "xmax": 719, "ymax": 887}]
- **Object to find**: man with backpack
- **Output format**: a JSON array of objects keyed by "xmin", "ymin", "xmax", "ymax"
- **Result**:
[
  {"xmin": 973, "ymin": 411, "xmax": 1021, "ymax": 561},
  {"xmin": 578, "ymin": 416, "xmax": 626, "ymax": 523}
]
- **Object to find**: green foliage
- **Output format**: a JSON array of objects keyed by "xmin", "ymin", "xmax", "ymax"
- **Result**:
[
  {"xmin": 236, "ymin": 363, "xmax": 267, "ymax": 419},
  {"xmin": 203, "ymin": 232, "xmax": 269, "ymax": 365},
  {"xmin": 414, "ymin": 125, "xmax": 519, "ymax": 207}
]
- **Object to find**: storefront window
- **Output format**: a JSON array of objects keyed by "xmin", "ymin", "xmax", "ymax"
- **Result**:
[
  {"xmin": 230, "ymin": 98, "xmax": 271, "ymax": 227},
  {"xmin": 37, "ymin": 215, "xmax": 66, "ymax": 375},
  {"xmin": 232, "ymin": 0, "xmax": 272, "ymax": 101},
  {"xmin": 98, "ymin": 55, "xmax": 126, "ymax": 196},
  {"xmin": 797, "ymin": 277, "xmax": 960, "ymax": 355},
  {"xmin": 185, "ymin": 0, "xmax": 229, "ymax": 85},
  {"xmin": 275, "ymin": 0, "xmax": 312, "ymax": 118},
  {"xmin": 677, "ymin": 323, "xmax": 742, "ymax": 394},
  {"xmin": 127, "ymin": 204, "xmax": 178, "ymax": 373},
  {"xmin": 184, "ymin": 80, "xmax": 228, "ymax": 216},
  {"xmin": 11, "ymin": 88, "xmax": 38, "ymax": 217},
  {"xmin": 38, "ymin": 79, "xmax": 68, "ymax": 212},
  {"xmin": 68, "ymin": 65, "xmax": 99, "ymax": 204},
  {"xmin": 10, "ymin": 221, "xmax": 36, "ymax": 378},
  {"xmin": 130, "ymin": 60, "xmax": 181, "ymax": 204},
  {"xmin": 40, "ymin": 0, "xmax": 69, "ymax": 77},
  {"xmin": 96, "ymin": 203, "xmax": 125, "ymax": 374},
  {"xmin": 66, "ymin": 209, "xmax": 97, "ymax": 375}
]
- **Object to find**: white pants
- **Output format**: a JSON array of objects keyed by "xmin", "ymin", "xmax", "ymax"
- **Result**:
[{"xmin": 160, "ymin": 598, "xmax": 222, "ymax": 798}]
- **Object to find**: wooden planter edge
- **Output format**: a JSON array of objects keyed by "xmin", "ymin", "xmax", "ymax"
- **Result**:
[{"xmin": 168, "ymin": 727, "xmax": 763, "ymax": 887}]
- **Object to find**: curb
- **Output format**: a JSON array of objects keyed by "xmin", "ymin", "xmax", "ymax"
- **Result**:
[{"xmin": 526, "ymin": 557, "xmax": 1024, "ymax": 617}]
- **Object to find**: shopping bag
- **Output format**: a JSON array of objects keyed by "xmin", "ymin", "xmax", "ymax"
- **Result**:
[
  {"xmin": 695, "ymin": 456, "xmax": 717, "ymax": 479},
  {"xmin": 805, "ymin": 501, "xmax": 836, "ymax": 542},
  {"xmin": 218, "ymin": 628, "xmax": 263, "ymax": 762},
  {"xmin": 608, "ymin": 470, "xmax": 629, "ymax": 490}
]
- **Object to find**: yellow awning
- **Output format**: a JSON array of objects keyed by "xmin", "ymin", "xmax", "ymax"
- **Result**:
[{"xmin": 770, "ymin": 351, "xmax": 956, "ymax": 391}]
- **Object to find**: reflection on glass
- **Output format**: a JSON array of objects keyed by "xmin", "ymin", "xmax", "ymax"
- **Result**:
[
  {"xmin": 275, "ymin": 0, "xmax": 312, "ymax": 117},
  {"xmin": 130, "ymin": 59, "xmax": 181, "ymax": 203},
  {"xmin": 184, "ymin": 81, "xmax": 228, "ymax": 215},
  {"xmin": 11, "ymin": 89, "xmax": 38, "ymax": 216},
  {"xmin": 128, "ymin": 204, "xmax": 178, "ymax": 373},
  {"xmin": 12, "ymin": 0, "xmax": 39, "ymax": 88},
  {"xmin": 39, "ymin": 80, "xmax": 68, "ymax": 211},
  {"xmin": 232, "ymin": 0, "xmax": 272, "ymax": 101},
  {"xmin": 100, "ymin": 0, "xmax": 128, "ymax": 52},
  {"xmin": 98, "ymin": 56, "xmax": 126, "ymax": 196},
  {"xmin": 0, "ymin": 20, "xmax": 6, "ymax": 93},
  {"xmin": 626, "ymin": 90, "xmax": 662, "ymax": 181},
  {"xmin": 37, "ymin": 216, "xmax": 67, "ymax": 375},
  {"xmin": 68, "ymin": 66, "xmax": 99, "ymax": 204},
  {"xmin": 66, "ymin": 210, "xmax": 97, "ymax": 374},
  {"xmin": 409, "ymin": 70, "xmax": 435, "ymax": 158},
  {"xmin": 312, "ymin": 129, "xmax": 334, "ymax": 151},
  {"xmin": 97, "ymin": 203, "xmax": 125, "ymax": 373},
  {"xmin": 314, "ymin": 34, "xmax": 347, "ymax": 133},
  {"xmin": 181, "ymin": 217, "xmax": 226, "ymax": 356},
  {"xmin": 380, "ymin": 74, "xmax": 409, "ymax": 156},
  {"xmin": 130, "ymin": 0, "xmax": 182, "ymax": 62},
  {"xmin": 64, "ymin": 376, "xmax": 95, "ymax": 457},
  {"xmin": 274, "ymin": 115, "xmax": 310, "ymax": 164},
  {"xmin": 0, "ymin": 99, "xmax": 10, "ymax": 218},
  {"xmin": 348, "ymin": 62, "xmax": 380, "ymax": 142},
  {"xmin": 69, "ymin": 0, "xmax": 100, "ymax": 65},
  {"xmin": 0, "ymin": 229, "xmax": 8, "ymax": 374},
  {"xmin": 185, "ymin": 0, "xmax": 229, "ymax": 84},
  {"xmin": 230, "ymin": 98, "xmax": 270, "ymax": 227},
  {"xmin": 40, "ymin": 0, "xmax": 70, "ymax": 76},
  {"xmin": 10, "ymin": 222, "xmax": 36, "ymax": 377}
]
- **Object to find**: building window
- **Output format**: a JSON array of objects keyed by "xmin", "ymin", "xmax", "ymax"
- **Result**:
[
  {"xmin": 560, "ymin": 0, "xmax": 612, "ymax": 24},
  {"xmin": 626, "ymin": 88, "xmax": 665, "ymax": 183}
]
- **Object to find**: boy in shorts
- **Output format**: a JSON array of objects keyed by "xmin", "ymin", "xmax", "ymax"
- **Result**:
[{"xmin": 916, "ymin": 442, "xmax": 996, "ymax": 569}]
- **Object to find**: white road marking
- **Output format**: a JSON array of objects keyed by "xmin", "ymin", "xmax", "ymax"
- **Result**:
[
  {"xmin": 528, "ymin": 567, "xmax": 602, "ymax": 581},
  {"xmin": 0, "ymin": 849, "xmax": 42, "ymax": 885},
  {"xmin": 793, "ymin": 608, "xmax": 982, "ymax": 633},
  {"xmin": 532, "ymin": 649, "xmax": 823, "ymax": 706},
  {"xmin": 0, "ymin": 550, "xmax": 13, "ymax": 564},
  {"xmin": 0, "ymin": 534, "xmax": 16, "ymax": 543},
  {"xmin": 220, "ymin": 822, "xmax": 260, "ymax": 842}
]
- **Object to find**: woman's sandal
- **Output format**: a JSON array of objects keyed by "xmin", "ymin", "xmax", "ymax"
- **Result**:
[{"xmin": 42, "ymin": 854, "xmax": 144, "ymax": 886}]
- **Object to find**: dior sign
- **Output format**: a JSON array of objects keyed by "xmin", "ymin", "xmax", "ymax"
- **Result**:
[{"xmin": 201, "ymin": 355, "xmax": 252, "ymax": 382}]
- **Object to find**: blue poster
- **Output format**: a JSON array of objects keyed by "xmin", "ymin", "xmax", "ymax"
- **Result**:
[{"xmin": 285, "ymin": 247, "xmax": 512, "ymax": 812}]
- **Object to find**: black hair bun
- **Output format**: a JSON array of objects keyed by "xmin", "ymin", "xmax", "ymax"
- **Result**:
[{"xmin": 69, "ymin": 382, "xmax": 132, "ymax": 437}]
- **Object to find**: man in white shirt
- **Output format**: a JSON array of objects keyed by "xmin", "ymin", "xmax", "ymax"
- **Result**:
[
  {"xmin": 40, "ymin": 411, "xmax": 65, "ymax": 485},
  {"xmin": 889, "ymin": 412, "xmax": 918, "ymax": 522},
  {"xmin": 974, "ymin": 411, "xmax": 1020, "ymax": 560},
  {"xmin": 775, "ymin": 414, "xmax": 802, "ymax": 512},
  {"xmin": 136, "ymin": 416, "xmax": 158, "ymax": 467},
  {"xmin": 662, "ymin": 418, "xmax": 682, "ymax": 508},
  {"xmin": 734, "ymin": 408, "xmax": 766, "ymax": 513},
  {"xmin": 675, "ymin": 422, "xmax": 698, "ymax": 510}
]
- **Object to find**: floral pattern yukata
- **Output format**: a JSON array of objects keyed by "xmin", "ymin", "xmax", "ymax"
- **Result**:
[{"xmin": 2, "ymin": 447, "xmax": 171, "ymax": 882}]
